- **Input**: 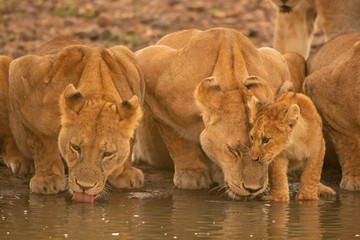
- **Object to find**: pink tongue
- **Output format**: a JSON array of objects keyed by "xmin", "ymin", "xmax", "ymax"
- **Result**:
[{"xmin": 72, "ymin": 192, "xmax": 94, "ymax": 203}]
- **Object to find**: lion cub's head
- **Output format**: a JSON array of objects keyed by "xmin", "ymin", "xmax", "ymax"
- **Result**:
[
  {"xmin": 248, "ymin": 93, "xmax": 300, "ymax": 164},
  {"xmin": 58, "ymin": 84, "xmax": 142, "ymax": 197},
  {"xmin": 194, "ymin": 76, "xmax": 274, "ymax": 198}
]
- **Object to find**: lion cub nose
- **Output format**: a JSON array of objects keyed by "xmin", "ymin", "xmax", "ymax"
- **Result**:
[{"xmin": 75, "ymin": 178, "xmax": 97, "ymax": 191}]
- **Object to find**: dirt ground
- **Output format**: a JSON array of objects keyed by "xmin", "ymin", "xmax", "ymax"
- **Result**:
[{"xmin": 0, "ymin": 0, "xmax": 340, "ymax": 198}]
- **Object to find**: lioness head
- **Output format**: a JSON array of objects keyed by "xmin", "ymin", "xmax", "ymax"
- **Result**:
[
  {"xmin": 194, "ymin": 76, "xmax": 273, "ymax": 198},
  {"xmin": 58, "ymin": 84, "xmax": 142, "ymax": 197},
  {"xmin": 248, "ymin": 94, "xmax": 300, "ymax": 163}
]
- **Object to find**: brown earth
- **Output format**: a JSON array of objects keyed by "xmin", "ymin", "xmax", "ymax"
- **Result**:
[{"xmin": 0, "ymin": 0, "xmax": 339, "ymax": 198}]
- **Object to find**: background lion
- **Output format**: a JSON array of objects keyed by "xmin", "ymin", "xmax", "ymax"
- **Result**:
[
  {"xmin": 0, "ymin": 37, "xmax": 145, "ymax": 201},
  {"xmin": 304, "ymin": 32, "xmax": 360, "ymax": 191},
  {"xmin": 133, "ymin": 27, "xmax": 304, "ymax": 199},
  {"xmin": 271, "ymin": 0, "xmax": 360, "ymax": 59}
]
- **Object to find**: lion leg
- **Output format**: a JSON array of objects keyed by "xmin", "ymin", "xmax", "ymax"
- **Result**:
[
  {"xmin": 262, "ymin": 156, "xmax": 290, "ymax": 201},
  {"xmin": 330, "ymin": 130, "xmax": 360, "ymax": 191},
  {"xmin": 108, "ymin": 153, "xmax": 144, "ymax": 189},
  {"xmin": 297, "ymin": 139, "xmax": 335, "ymax": 200},
  {"xmin": 157, "ymin": 123, "xmax": 211, "ymax": 189},
  {"xmin": 26, "ymin": 132, "xmax": 66, "ymax": 194}
]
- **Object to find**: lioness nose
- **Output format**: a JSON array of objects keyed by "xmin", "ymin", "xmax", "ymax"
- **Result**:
[
  {"xmin": 242, "ymin": 183, "xmax": 263, "ymax": 194},
  {"xmin": 75, "ymin": 178, "xmax": 97, "ymax": 191}
]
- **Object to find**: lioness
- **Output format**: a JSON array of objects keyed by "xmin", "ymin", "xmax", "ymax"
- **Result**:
[
  {"xmin": 271, "ymin": 0, "xmax": 360, "ymax": 58},
  {"xmin": 0, "ymin": 37, "xmax": 144, "ymax": 200},
  {"xmin": 304, "ymin": 33, "xmax": 360, "ymax": 191},
  {"xmin": 248, "ymin": 92, "xmax": 336, "ymax": 201},
  {"xmin": 133, "ymin": 28, "xmax": 303, "ymax": 198}
]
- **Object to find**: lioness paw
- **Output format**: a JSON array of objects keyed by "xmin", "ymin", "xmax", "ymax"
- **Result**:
[
  {"xmin": 108, "ymin": 167, "xmax": 144, "ymax": 189},
  {"xmin": 30, "ymin": 174, "xmax": 67, "ymax": 194},
  {"xmin": 173, "ymin": 168, "xmax": 211, "ymax": 189},
  {"xmin": 340, "ymin": 175, "xmax": 360, "ymax": 191},
  {"xmin": 261, "ymin": 192, "xmax": 290, "ymax": 202},
  {"xmin": 9, "ymin": 158, "xmax": 34, "ymax": 177}
]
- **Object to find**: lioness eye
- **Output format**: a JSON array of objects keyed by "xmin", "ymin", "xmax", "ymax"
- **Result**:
[
  {"xmin": 227, "ymin": 146, "xmax": 241, "ymax": 159},
  {"xmin": 261, "ymin": 137, "xmax": 270, "ymax": 144},
  {"xmin": 250, "ymin": 135, "xmax": 253, "ymax": 141},
  {"xmin": 70, "ymin": 143, "xmax": 81, "ymax": 154},
  {"xmin": 102, "ymin": 152, "xmax": 113, "ymax": 159}
]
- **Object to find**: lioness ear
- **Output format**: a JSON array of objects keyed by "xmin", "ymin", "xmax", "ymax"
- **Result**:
[
  {"xmin": 62, "ymin": 84, "xmax": 85, "ymax": 114},
  {"xmin": 283, "ymin": 104, "xmax": 300, "ymax": 128},
  {"xmin": 194, "ymin": 77, "xmax": 224, "ymax": 112},
  {"xmin": 247, "ymin": 96, "xmax": 263, "ymax": 125},
  {"xmin": 119, "ymin": 95, "xmax": 143, "ymax": 136},
  {"xmin": 243, "ymin": 76, "xmax": 274, "ymax": 104}
]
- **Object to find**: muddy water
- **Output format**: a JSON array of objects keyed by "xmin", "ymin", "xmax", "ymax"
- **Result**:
[{"xmin": 1, "ymin": 188, "xmax": 360, "ymax": 240}]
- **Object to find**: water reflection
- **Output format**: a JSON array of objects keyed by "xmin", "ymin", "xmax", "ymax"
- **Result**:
[{"xmin": 1, "ymin": 190, "xmax": 360, "ymax": 239}]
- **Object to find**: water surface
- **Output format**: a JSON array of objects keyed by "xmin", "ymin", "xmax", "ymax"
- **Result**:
[{"xmin": 1, "ymin": 188, "xmax": 360, "ymax": 240}]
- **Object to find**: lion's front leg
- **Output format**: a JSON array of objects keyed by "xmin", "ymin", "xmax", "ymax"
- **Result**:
[
  {"xmin": 158, "ymin": 123, "xmax": 211, "ymax": 189},
  {"xmin": 27, "ymin": 132, "xmax": 66, "ymax": 194},
  {"xmin": 262, "ymin": 156, "xmax": 290, "ymax": 202},
  {"xmin": 108, "ymin": 155, "xmax": 144, "ymax": 189}
]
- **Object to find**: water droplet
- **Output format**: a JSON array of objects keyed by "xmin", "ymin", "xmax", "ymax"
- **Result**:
[
  {"xmin": 174, "ymin": 236, "xmax": 177, "ymax": 239},
  {"xmin": 112, "ymin": 233, "xmax": 119, "ymax": 236},
  {"xmin": 265, "ymin": 204, "xmax": 271, "ymax": 207},
  {"xmin": 64, "ymin": 234, "xmax": 68, "ymax": 238},
  {"xmin": 250, "ymin": 234, "xmax": 254, "ymax": 237},
  {"xmin": 356, "ymin": 234, "xmax": 360, "ymax": 237},
  {"xmin": 7, "ymin": 232, "xmax": 10, "ymax": 235},
  {"xmin": 133, "ymin": 215, "xmax": 139, "ymax": 218},
  {"xmin": 164, "ymin": 233, "xmax": 167, "ymax": 236},
  {"xmin": 24, "ymin": 210, "xmax": 28, "ymax": 215},
  {"xmin": 195, "ymin": 233, "xmax": 198, "ymax": 235},
  {"xmin": 272, "ymin": 220, "xmax": 276, "ymax": 223}
]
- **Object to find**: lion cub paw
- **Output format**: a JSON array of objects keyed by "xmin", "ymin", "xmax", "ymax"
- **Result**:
[
  {"xmin": 318, "ymin": 183, "xmax": 336, "ymax": 197},
  {"xmin": 340, "ymin": 175, "xmax": 360, "ymax": 191},
  {"xmin": 173, "ymin": 168, "xmax": 212, "ymax": 189},
  {"xmin": 261, "ymin": 192, "xmax": 290, "ymax": 202},
  {"xmin": 108, "ymin": 167, "xmax": 144, "ymax": 189},
  {"xmin": 30, "ymin": 174, "xmax": 67, "ymax": 194}
]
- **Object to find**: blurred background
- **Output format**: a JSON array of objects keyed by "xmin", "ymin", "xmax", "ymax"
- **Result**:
[{"xmin": 0, "ymin": 0, "xmax": 324, "ymax": 58}]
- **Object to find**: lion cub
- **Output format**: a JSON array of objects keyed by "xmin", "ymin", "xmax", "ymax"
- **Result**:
[{"xmin": 248, "ymin": 92, "xmax": 336, "ymax": 201}]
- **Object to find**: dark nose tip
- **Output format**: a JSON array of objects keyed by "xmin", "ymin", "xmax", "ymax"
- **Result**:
[
  {"xmin": 242, "ymin": 183, "xmax": 263, "ymax": 194},
  {"xmin": 75, "ymin": 178, "xmax": 97, "ymax": 191}
]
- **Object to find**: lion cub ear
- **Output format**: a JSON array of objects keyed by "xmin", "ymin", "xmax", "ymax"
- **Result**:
[
  {"xmin": 61, "ymin": 84, "xmax": 85, "ymax": 114},
  {"xmin": 243, "ymin": 76, "xmax": 274, "ymax": 104},
  {"xmin": 118, "ymin": 95, "xmax": 143, "ymax": 137},
  {"xmin": 283, "ymin": 104, "xmax": 300, "ymax": 128},
  {"xmin": 194, "ymin": 77, "xmax": 224, "ymax": 112},
  {"xmin": 247, "ymin": 96, "xmax": 263, "ymax": 125}
]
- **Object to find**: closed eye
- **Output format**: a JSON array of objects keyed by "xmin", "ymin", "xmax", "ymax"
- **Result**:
[
  {"xmin": 70, "ymin": 143, "xmax": 81, "ymax": 154},
  {"xmin": 227, "ymin": 145, "xmax": 241, "ymax": 159}
]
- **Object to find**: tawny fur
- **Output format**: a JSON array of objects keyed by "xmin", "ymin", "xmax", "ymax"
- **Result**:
[
  {"xmin": 271, "ymin": 0, "xmax": 360, "ymax": 59},
  {"xmin": 304, "ymin": 33, "xmax": 360, "ymax": 191},
  {"xmin": 248, "ymin": 92, "xmax": 336, "ymax": 201},
  {"xmin": 0, "ymin": 37, "xmax": 145, "ymax": 195},
  {"xmin": 133, "ymin": 28, "xmax": 304, "ymax": 198}
]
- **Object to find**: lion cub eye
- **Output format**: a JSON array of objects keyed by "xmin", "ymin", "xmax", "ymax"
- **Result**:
[
  {"xmin": 261, "ymin": 137, "xmax": 270, "ymax": 145},
  {"xmin": 102, "ymin": 152, "xmax": 114, "ymax": 159},
  {"xmin": 70, "ymin": 143, "xmax": 81, "ymax": 154}
]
